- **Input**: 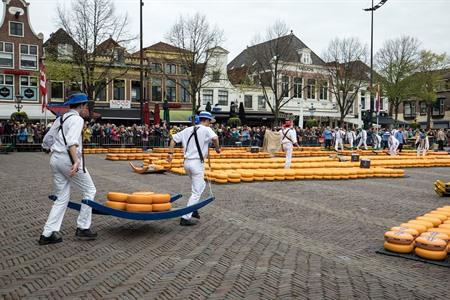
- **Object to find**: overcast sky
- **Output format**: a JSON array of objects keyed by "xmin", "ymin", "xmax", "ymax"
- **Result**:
[{"xmin": 26, "ymin": 0, "xmax": 450, "ymax": 62}]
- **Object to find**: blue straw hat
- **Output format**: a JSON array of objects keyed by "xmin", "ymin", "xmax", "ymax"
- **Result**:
[
  {"xmin": 198, "ymin": 111, "xmax": 216, "ymax": 123},
  {"xmin": 63, "ymin": 93, "xmax": 89, "ymax": 106}
]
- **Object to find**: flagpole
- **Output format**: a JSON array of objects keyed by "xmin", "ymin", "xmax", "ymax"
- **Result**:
[{"xmin": 44, "ymin": 94, "xmax": 48, "ymax": 126}]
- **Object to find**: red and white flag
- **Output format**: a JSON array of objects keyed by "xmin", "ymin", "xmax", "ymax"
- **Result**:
[
  {"xmin": 375, "ymin": 84, "xmax": 381, "ymax": 115},
  {"xmin": 39, "ymin": 62, "xmax": 47, "ymax": 113}
]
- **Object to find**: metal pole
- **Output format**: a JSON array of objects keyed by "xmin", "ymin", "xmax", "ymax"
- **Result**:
[
  {"xmin": 139, "ymin": 0, "xmax": 144, "ymax": 125},
  {"xmin": 369, "ymin": 0, "xmax": 374, "ymax": 126}
]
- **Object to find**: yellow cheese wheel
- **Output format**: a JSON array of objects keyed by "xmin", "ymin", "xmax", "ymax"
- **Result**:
[
  {"xmin": 215, "ymin": 179, "xmax": 228, "ymax": 184},
  {"xmin": 408, "ymin": 220, "xmax": 433, "ymax": 229},
  {"xmin": 384, "ymin": 231, "xmax": 415, "ymax": 245},
  {"xmin": 415, "ymin": 236, "xmax": 447, "ymax": 251},
  {"xmin": 427, "ymin": 227, "xmax": 450, "ymax": 236},
  {"xmin": 107, "ymin": 192, "xmax": 129, "ymax": 202},
  {"xmin": 241, "ymin": 177, "xmax": 254, "ymax": 182},
  {"xmin": 265, "ymin": 177, "xmax": 275, "ymax": 181},
  {"xmin": 132, "ymin": 191, "xmax": 154, "ymax": 195},
  {"xmin": 384, "ymin": 241, "xmax": 414, "ymax": 254},
  {"xmin": 228, "ymin": 178, "xmax": 241, "ymax": 183},
  {"xmin": 437, "ymin": 207, "xmax": 450, "ymax": 214},
  {"xmin": 417, "ymin": 216, "xmax": 442, "ymax": 226},
  {"xmin": 444, "ymin": 220, "xmax": 450, "ymax": 225},
  {"xmin": 152, "ymin": 194, "xmax": 171, "ymax": 204},
  {"xmin": 105, "ymin": 201, "xmax": 127, "ymax": 210},
  {"xmin": 227, "ymin": 173, "xmax": 241, "ymax": 179},
  {"xmin": 126, "ymin": 203, "xmax": 152, "ymax": 212},
  {"xmin": 390, "ymin": 227, "xmax": 419, "ymax": 238},
  {"xmin": 400, "ymin": 223, "xmax": 427, "ymax": 234},
  {"xmin": 152, "ymin": 203, "xmax": 172, "ymax": 212},
  {"xmin": 215, "ymin": 173, "xmax": 228, "ymax": 180},
  {"xmin": 415, "ymin": 247, "xmax": 448, "ymax": 261},
  {"xmin": 420, "ymin": 231, "xmax": 450, "ymax": 243},
  {"xmin": 423, "ymin": 213, "xmax": 447, "ymax": 222},
  {"xmin": 127, "ymin": 194, "xmax": 153, "ymax": 204},
  {"xmin": 438, "ymin": 224, "xmax": 450, "ymax": 230},
  {"xmin": 431, "ymin": 210, "xmax": 450, "ymax": 217}
]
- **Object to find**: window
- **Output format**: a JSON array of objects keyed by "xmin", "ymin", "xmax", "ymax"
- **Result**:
[
  {"xmin": 300, "ymin": 49, "xmax": 312, "ymax": 64},
  {"xmin": 307, "ymin": 79, "xmax": 316, "ymax": 99},
  {"xmin": 258, "ymin": 96, "xmax": 266, "ymax": 110},
  {"xmin": 360, "ymin": 91, "xmax": 366, "ymax": 110},
  {"xmin": 151, "ymin": 78, "xmax": 162, "ymax": 101},
  {"xmin": 0, "ymin": 74, "xmax": 14, "ymax": 100},
  {"xmin": 113, "ymin": 48, "xmax": 125, "ymax": 64},
  {"xmin": 20, "ymin": 44, "xmax": 38, "ymax": 70},
  {"xmin": 131, "ymin": 81, "xmax": 141, "ymax": 101},
  {"xmin": 166, "ymin": 79, "xmax": 176, "ymax": 101},
  {"xmin": 319, "ymin": 81, "xmax": 328, "ymax": 100},
  {"xmin": 94, "ymin": 80, "xmax": 107, "ymax": 101},
  {"xmin": 218, "ymin": 90, "xmax": 228, "ymax": 106},
  {"xmin": 165, "ymin": 64, "xmax": 176, "ymax": 74},
  {"xmin": 244, "ymin": 95, "xmax": 253, "ymax": 109},
  {"xmin": 9, "ymin": 21, "xmax": 23, "ymax": 37},
  {"xmin": 113, "ymin": 79, "xmax": 125, "ymax": 100},
  {"xmin": 419, "ymin": 101, "xmax": 427, "ymax": 115},
  {"xmin": 404, "ymin": 101, "xmax": 416, "ymax": 118},
  {"xmin": 0, "ymin": 42, "xmax": 14, "ymax": 68},
  {"xmin": 294, "ymin": 77, "xmax": 302, "ymax": 98},
  {"xmin": 212, "ymin": 71, "xmax": 220, "ymax": 82},
  {"xmin": 58, "ymin": 44, "xmax": 73, "ymax": 60},
  {"xmin": 202, "ymin": 89, "xmax": 213, "ymax": 105},
  {"xmin": 20, "ymin": 76, "xmax": 38, "ymax": 101},
  {"xmin": 281, "ymin": 76, "xmax": 289, "ymax": 98},
  {"xmin": 180, "ymin": 66, "xmax": 189, "ymax": 75},
  {"xmin": 433, "ymin": 99, "xmax": 445, "ymax": 116},
  {"xmin": 150, "ymin": 63, "xmax": 162, "ymax": 73},
  {"xmin": 180, "ymin": 80, "xmax": 190, "ymax": 103},
  {"xmin": 50, "ymin": 81, "xmax": 64, "ymax": 100}
]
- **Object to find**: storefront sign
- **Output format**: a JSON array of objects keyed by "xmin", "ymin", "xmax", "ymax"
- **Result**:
[{"xmin": 110, "ymin": 99, "xmax": 131, "ymax": 109}]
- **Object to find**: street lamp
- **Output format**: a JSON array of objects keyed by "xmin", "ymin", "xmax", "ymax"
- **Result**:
[
  {"xmin": 139, "ymin": 0, "xmax": 144, "ymax": 125},
  {"xmin": 309, "ymin": 103, "xmax": 316, "ymax": 117},
  {"xmin": 15, "ymin": 95, "xmax": 23, "ymax": 112},
  {"xmin": 297, "ymin": 97, "xmax": 304, "ymax": 128},
  {"xmin": 363, "ymin": 0, "xmax": 388, "ymax": 128}
]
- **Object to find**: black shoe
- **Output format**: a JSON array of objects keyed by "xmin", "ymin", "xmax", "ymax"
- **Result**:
[
  {"xmin": 192, "ymin": 210, "xmax": 200, "ymax": 219},
  {"xmin": 75, "ymin": 228, "xmax": 97, "ymax": 240},
  {"xmin": 38, "ymin": 231, "xmax": 62, "ymax": 245},
  {"xmin": 180, "ymin": 218, "xmax": 198, "ymax": 226}
]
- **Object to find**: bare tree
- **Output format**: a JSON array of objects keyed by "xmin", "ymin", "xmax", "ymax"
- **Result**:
[
  {"xmin": 165, "ymin": 13, "xmax": 225, "ymax": 115},
  {"xmin": 247, "ymin": 21, "xmax": 298, "ymax": 126},
  {"xmin": 375, "ymin": 36, "xmax": 420, "ymax": 121},
  {"xmin": 57, "ymin": 0, "xmax": 134, "ymax": 112},
  {"xmin": 323, "ymin": 37, "xmax": 368, "ymax": 126},
  {"xmin": 414, "ymin": 50, "xmax": 449, "ymax": 129}
]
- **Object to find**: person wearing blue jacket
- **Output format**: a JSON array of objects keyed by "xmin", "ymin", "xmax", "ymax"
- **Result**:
[
  {"xmin": 323, "ymin": 126, "xmax": 332, "ymax": 149},
  {"xmin": 394, "ymin": 127, "xmax": 405, "ymax": 152}
]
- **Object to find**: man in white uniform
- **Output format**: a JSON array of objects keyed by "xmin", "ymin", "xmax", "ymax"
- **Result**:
[
  {"xmin": 334, "ymin": 127, "xmax": 344, "ymax": 152},
  {"xmin": 167, "ymin": 111, "xmax": 220, "ymax": 226},
  {"xmin": 356, "ymin": 128, "xmax": 368, "ymax": 150},
  {"xmin": 279, "ymin": 120, "xmax": 299, "ymax": 169},
  {"xmin": 388, "ymin": 130, "xmax": 399, "ymax": 156},
  {"xmin": 347, "ymin": 128, "xmax": 356, "ymax": 150},
  {"xmin": 39, "ymin": 93, "xmax": 97, "ymax": 245}
]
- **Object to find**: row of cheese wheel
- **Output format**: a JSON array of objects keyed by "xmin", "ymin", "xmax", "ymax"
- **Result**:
[
  {"xmin": 84, "ymin": 148, "xmax": 108, "ymax": 154},
  {"xmin": 384, "ymin": 206, "xmax": 450, "ymax": 260},
  {"xmin": 105, "ymin": 192, "xmax": 171, "ymax": 212},
  {"xmin": 107, "ymin": 154, "xmax": 151, "ymax": 161},
  {"xmin": 168, "ymin": 167, "xmax": 404, "ymax": 183}
]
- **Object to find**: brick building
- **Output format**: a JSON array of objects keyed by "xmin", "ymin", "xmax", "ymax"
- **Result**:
[{"xmin": 0, "ymin": 0, "xmax": 45, "ymax": 120}]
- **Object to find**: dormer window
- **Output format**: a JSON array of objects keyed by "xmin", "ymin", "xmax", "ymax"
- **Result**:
[
  {"xmin": 212, "ymin": 71, "xmax": 220, "ymax": 82},
  {"xmin": 9, "ymin": 21, "xmax": 23, "ymax": 37},
  {"xmin": 58, "ymin": 44, "xmax": 73, "ymax": 60},
  {"xmin": 113, "ymin": 48, "xmax": 125, "ymax": 64},
  {"xmin": 299, "ymin": 48, "xmax": 312, "ymax": 65}
]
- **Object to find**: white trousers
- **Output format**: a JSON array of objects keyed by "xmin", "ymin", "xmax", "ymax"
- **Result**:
[
  {"xmin": 348, "ymin": 138, "xmax": 354, "ymax": 148},
  {"xmin": 183, "ymin": 159, "xmax": 205, "ymax": 220},
  {"xmin": 417, "ymin": 145, "xmax": 428, "ymax": 156},
  {"xmin": 357, "ymin": 138, "xmax": 367, "ymax": 150},
  {"xmin": 282, "ymin": 143, "xmax": 293, "ymax": 169},
  {"xmin": 389, "ymin": 142, "xmax": 399, "ymax": 156},
  {"xmin": 42, "ymin": 152, "xmax": 96, "ymax": 237},
  {"xmin": 335, "ymin": 139, "xmax": 344, "ymax": 151}
]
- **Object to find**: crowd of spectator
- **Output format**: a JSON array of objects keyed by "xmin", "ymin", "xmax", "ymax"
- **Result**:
[{"xmin": 1, "ymin": 119, "xmax": 449, "ymax": 150}]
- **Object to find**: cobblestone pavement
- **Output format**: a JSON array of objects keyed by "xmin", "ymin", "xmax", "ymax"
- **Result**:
[{"xmin": 1, "ymin": 152, "xmax": 450, "ymax": 299}]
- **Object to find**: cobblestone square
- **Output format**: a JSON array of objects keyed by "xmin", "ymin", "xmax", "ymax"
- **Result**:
[{"xmin": 1, "ymin": 153, "xmax": 450, "ymax": 299}]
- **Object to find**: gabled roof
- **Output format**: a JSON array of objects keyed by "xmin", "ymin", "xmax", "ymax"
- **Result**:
[
  {"xmin": 96, "ymin": 37, "xmax": 124, "ymax": 54},
  {"xmin": 228, "ymin": 34, "xmax": 325, "ymax": 69},
  {"xmin": 44, "ymin": 28, "xmax": 81, "ymax": 48},
  {"xmin": 227, "ymin": 66, "xmax": 249, "ymax": 85},
  {"xmin": 133, "ymin": 42, "xmax": 189, "ymax": 57},
  {"xmin": 207, "ymin": 46, "xmax": 229, "ymax": 54}
]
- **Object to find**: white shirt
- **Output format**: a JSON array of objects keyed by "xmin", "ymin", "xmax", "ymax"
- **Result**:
[
  {"xmin": 280, "ymin": 128, "xmax": 297, "ymax": 145},
  {"xmin": 172, "ymin": 125, "xmax": 217, "ymax": 160},
  {"xmin": 335, "ymin": 130, "xmax": 344, "ymax": 140},
  {"xmin": 42, "ymin": 110, "xmax": 84, "ymax": 157}
]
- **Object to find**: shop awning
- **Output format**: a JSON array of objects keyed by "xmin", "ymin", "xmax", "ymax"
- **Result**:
[
  {"xmin": 94, "ymin": 108, "xmax": 140, "ymax": 120},
  {"xmin": 159, "ymin": 110, "xmax": 192, "ymax": 123}
]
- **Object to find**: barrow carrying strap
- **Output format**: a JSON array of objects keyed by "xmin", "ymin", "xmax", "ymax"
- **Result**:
[
  {"xmin": 185, "ymin": 126, "xmax": 204, "ymax": 163},
  {"xmin": 282, "ymin": 128, "xmax": 295, "ymax": 144},
  {"xmin": 59, "ymin": 114, "xmax": 86, "ymax": 173}
]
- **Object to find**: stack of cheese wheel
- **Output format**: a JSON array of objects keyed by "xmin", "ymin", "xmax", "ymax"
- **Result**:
[
  {"xmin": 126, "ymin": 192, "xmax": 154, "ymax": 212},
  {"xmin": 415, "ymin": 233, "xmax": 449, "ymax": 260},
  {"xmin": 384, "ymin": 230, "xmax": 415, "ymax": 253},
  {"xmin": 240, "ymin": 171, "xmax": 254, "ymax": 182},
  {"xmin": 214, "ymin": 173, "xmax": 228, "ymax": 184},
  {"xmin": 151, "ymin": 194, "xmax": 172, "ymax": 212},
  {"xmin": 105, "ymin": 192, "xmax": 129, "ymax": 210},
  {"xmin": 227, "ymin": 172, "xmax": 241, "ymax": 183}
]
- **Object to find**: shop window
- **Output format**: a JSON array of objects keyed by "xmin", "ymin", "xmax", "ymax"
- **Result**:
[
  {"xmin": 20, "ymin": 76, "xmax": 38, "ymax": 101},
  {"xmin": 0, "ymin": 74, "xmax": 14, "ymax": 100}
]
